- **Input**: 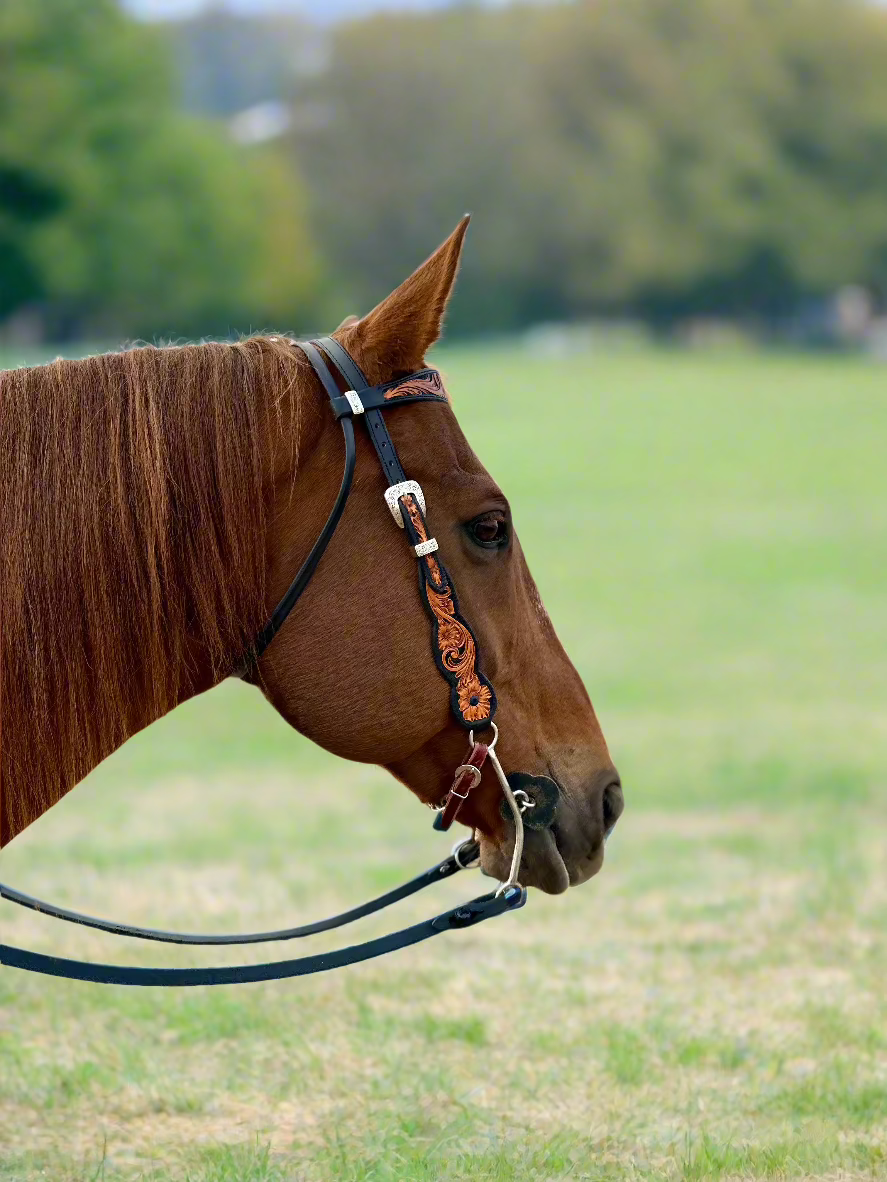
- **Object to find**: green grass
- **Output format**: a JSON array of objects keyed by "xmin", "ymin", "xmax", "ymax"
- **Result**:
[{"xmin": 1, "ymin": 342, "xmax": 886, "ymax": 1180}]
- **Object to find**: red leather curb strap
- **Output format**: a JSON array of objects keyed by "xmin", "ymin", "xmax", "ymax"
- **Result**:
[{"xmin": 438, "ymin": 743, "xmax": 489, "ymax": 831}]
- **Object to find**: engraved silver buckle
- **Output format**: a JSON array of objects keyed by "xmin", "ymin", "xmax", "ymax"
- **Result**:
[
  {"xmin": 384, "ymin": 480, "xmax": 426, "ymax": 528},
  {"xmin": 343, "ymin": 390, "xmax": 365, "ymax": 415}
]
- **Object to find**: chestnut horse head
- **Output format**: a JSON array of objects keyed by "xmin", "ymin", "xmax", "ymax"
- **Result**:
[{"xmin": 0, "ymin": 218, "xmax": 622, "ymax": 892}]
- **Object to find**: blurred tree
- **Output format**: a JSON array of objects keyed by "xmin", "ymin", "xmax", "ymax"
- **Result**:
[
  {"xmin": 292, "ymin": 0, "xmax": 887, "ymax": 329},
  {"xmin": 173, "ymin": 6, "xmax": 310, "ymax": 118},
  {"xmin": 0, "ymin": 0, "xmax": 321, "ymax": 339},
  {"xmin": 0, "ymin": 165, "xmax": 63, "ymax": 319},
  {"xmin": 290, "ymin": 6, "xmax": 563, "ymax": 332}
]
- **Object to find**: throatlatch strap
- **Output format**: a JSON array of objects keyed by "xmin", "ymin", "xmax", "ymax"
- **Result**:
[
  {"xmin": 253, "ymin": 333, "xmax": 495, "ymax": 731},
  {"xmin": 248, "ymin": 341, "xmax": 357, "ymax": 663}
]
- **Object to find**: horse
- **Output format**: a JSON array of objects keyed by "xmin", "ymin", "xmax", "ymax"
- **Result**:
[{"xmin": 0, "ymin": 218, "xmax": 622, "ymax": 896}]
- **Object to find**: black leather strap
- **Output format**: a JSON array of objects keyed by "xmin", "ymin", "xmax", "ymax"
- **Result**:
[
  {"xmin": 0, "ymin": 843, "xmax": 479, "ymax": 946},
  {"xmin": 301, "ymin": 340, "xmax": 347, "ymax": 402},
  {"xmin": 314, "ymin": 334, "xmax": 368, "ymax": 391},
  {"xmin": 364, "ymin": 409, "xmax": 407, "ymax": 487},
  {"xmin": 247, "ymin": 343, "xmax": 357, "ymax": 663},
  {"xmin": 0, "ymin": 888, "xmax": 526, "ymax": 986},
  {"xmin": 313, "ymin": 337, "xmax": 407, "ymax": 488}
]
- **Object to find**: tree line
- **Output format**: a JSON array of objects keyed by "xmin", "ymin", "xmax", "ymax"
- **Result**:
[
  {"xmin": 2, "ymin": 0, "xmax": 887, "ymax": 341},
  {"xmin": 293, "ymin": 0, "xmax": 887, "ymax": 332},
  {"xmin": 0, "ymin": 0, "xmax": 319, "ymax": 341}
]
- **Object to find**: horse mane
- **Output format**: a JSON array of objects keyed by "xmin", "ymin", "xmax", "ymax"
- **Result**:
[{"xmin": 0, "ymin": 336, "xmax": 302, "ymax": 844}]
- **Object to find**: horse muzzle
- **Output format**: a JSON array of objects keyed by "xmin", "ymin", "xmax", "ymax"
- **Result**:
[{"xmin": 478, "ymin": 770, "xmax": 621, "ymax": 895}]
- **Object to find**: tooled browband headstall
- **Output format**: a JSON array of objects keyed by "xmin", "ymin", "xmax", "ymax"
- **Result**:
[
  {"xmin": 300, "ymin": 336, "xmax": 497, "ymax": 733},
  {"xmin": 0, "ymin": 335, "xmax": 524, "ymax": 991}
]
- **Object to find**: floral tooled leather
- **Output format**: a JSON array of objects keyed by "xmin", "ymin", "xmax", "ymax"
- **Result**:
[
  {"xmin": 398, "ymin": 493, "xmax": 496, "ymax": 728},
  {"xmin": 384, "ymin": 371, "xmax": 447, "ymax": 402},
  {"xmin": 401, "ymin": 494, "xmax": 444, "ymax": 586},
  {"xmin": 426, "ymin": 580, "xmax": 494, "ymax": 723}
]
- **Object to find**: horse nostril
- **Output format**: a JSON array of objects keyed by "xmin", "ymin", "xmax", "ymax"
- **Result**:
[{"xmin": 602, "ymin": 781, "xmax": 624, "ymax": 833}]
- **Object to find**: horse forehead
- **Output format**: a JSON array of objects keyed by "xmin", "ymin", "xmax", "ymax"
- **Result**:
[
  {"xmin": 390, "ymin": 399, "xmax": 485, "ymax": 476},
  {"xmin": 409, "ymin": 438, "xmax": 498, "ymax": 499}
]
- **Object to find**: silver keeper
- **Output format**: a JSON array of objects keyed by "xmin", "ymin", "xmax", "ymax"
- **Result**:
[
  {"xmin": 414, "ymin": 538, "xmax": 439, "ymax": 558},
  {"xmin": 343, "ymin": 390, "xmax": 365, "ymax": 415},
  {"xmin": 384, "ymin": 480, "xmax": 426, "ymax": 527}
]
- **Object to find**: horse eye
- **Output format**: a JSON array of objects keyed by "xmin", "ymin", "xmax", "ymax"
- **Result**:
[{"xmin": 467, "ymin": 511, "xmax": 509, "ymax": 550}]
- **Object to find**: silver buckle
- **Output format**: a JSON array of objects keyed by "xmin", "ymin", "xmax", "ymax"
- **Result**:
[
  {"xmin": 384, "ymin": 480, "xmax": 426, "ymax": 528},
  {"xmin": 452, "ymin": 839, "xmax": 481, "ymax": 870},
  {"xmin": 449, "ymin": 764, "xmax": 482, "ymax": 800},
  {"xmin": 343, "ymin": 390, "xmax": 364, "ymax": 415}
]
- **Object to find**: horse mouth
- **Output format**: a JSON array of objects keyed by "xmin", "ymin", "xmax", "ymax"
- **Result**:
[{"xmin": 479, "ymin": 825, "xmax": 584, "ymax": 895}]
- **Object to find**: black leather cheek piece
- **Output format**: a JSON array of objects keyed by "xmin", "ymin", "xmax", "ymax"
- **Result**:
[{"xmin": 365, "ymin": 407, "xmax": 407, "ymax": 487}]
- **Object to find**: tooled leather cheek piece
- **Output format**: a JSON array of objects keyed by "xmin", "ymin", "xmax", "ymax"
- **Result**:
[
  {"xmin": 398, "ymin": 492, "xmax": 497, "ymax": 730},
  {"xmin": 326, "ymin": 356, "xmax": 497, "ymax": 737},
  {"xmin": 322, "ymin": 350, "xmax": 497, "ymax": 821},
  {"xmin": 396, "ymin": 486, "xmax": 496, "ymax": 830}
]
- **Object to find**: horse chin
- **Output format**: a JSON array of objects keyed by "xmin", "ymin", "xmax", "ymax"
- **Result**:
[{"xmin": 478, "ymin": 827, "xmax": 571, "ymax": 895}]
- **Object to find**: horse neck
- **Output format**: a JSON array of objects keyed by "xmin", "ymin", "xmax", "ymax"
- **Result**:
[{"xmin": 0, "ymin": 339, "xmax": 312, "ymax": 847}]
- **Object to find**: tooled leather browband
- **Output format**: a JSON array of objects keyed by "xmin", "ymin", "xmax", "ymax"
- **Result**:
[{"xmin": 327, "ymin": 368, "xmax": 449, "ymax": 420}]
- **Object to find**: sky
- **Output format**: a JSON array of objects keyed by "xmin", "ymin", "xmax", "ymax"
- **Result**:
[
  {"xmin": 125, "ymin": 0, "xmax": 507, "ymax": 20},
  {"xmin": 123, "ymin": 0, "xmax": 884, "ymax": 23}
]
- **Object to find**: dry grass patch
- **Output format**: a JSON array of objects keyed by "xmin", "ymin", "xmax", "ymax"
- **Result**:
[{"xmin": 3, "ymin": 770, "xmax": 886, "ymax": 1179}]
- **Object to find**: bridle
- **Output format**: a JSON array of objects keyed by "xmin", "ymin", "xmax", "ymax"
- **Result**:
[{"xmin": 0, "ymin": 337, "xmax": 543, "ymax": 986}]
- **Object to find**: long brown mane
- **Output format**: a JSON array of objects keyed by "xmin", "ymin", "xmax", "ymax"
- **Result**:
[{"xmin": 0, "ymin": 337, "xmax": 300, "ymax": 844}]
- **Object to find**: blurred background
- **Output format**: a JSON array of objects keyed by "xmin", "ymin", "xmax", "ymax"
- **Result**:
[
  {"xmin": 2, "ymin": 0, "xmax": 887, "ymax": 351},
  {"xmin": 2, "ymin": 3, "xmax": 887, "ymax": 1180}
]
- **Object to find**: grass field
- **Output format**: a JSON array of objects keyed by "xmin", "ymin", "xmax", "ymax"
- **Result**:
[{"xmin": 1, "ymin": 341, "xmax": 885, "ymax": 1180}]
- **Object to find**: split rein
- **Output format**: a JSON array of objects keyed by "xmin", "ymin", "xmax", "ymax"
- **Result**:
[{"xmin": 0, "ymin": 337, "xmax": 531, "ymax": 987}]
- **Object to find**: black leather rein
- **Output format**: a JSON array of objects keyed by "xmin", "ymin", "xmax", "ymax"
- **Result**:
[
  {"xmin": 0, "ymin": 336, "xmax": 523, "ymax": 986},
  {"xmin": 0, "ymin": 887, "xmax": 524, "ymax": 988}
]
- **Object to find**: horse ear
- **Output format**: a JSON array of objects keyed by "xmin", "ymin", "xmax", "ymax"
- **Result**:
[{"xmin": 338, "ymin": 216, "xmax": 469, "ymax": 383}]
